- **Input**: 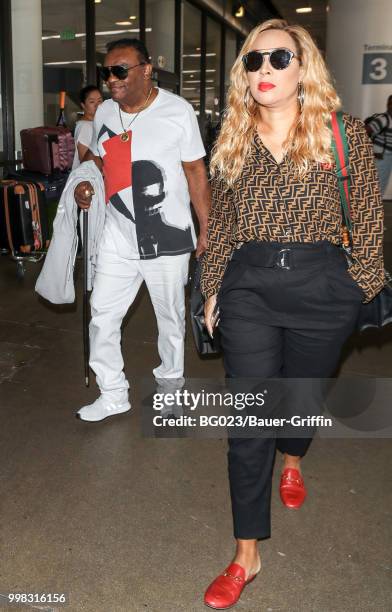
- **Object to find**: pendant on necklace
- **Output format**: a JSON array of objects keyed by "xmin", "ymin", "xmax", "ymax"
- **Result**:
[{"xmin": 120, "ymin": 132, "xmax": 130, "ymax": 142}]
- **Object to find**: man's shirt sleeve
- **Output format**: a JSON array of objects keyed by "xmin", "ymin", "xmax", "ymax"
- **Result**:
[{"xmin": 180, "ymin": 103, "xmax": 206, "ymax": 162}]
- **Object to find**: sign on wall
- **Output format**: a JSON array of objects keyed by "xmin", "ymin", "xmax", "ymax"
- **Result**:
[{"xmin": 362, "ymin": 45, "xmax": 392, "ymax": 84}]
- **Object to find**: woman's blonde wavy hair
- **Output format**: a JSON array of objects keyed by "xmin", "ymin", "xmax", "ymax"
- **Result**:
[{"xmin": 210, "ymin": 19, "xmax": 341, "ymax": 187}]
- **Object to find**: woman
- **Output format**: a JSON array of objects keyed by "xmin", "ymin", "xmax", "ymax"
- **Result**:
[
  {"xmin": 72, "ymin": 85, "xmax": 103, "ymax": 169},
  {"xmin": 201, "ymin": 19, "xmax": 384, "ymax": 610}
]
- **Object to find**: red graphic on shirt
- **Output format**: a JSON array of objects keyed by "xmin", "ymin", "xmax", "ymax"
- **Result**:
[{"xmin": 102, "ymin": 131, "xmax": 132, "ymax": 202}]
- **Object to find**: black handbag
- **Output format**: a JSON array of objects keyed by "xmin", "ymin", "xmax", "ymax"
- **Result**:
[
  {"xmin": 357, "ymin": 270, "xmax": 392, "ymax": 330},
  {"xmin": 189, "ymin": 256, "xmax": 220, "ymax": 355},
  {"xmin": 331, "ymin": 111, "xmax": 392, "ymax": 332}
]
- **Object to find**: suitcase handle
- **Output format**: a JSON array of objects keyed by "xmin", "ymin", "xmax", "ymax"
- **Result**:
[
  {"xmin": 47, "ymin": 134, "xmax": 57, "ymax": 174},
  {"xmin": 45, "ymin": 134, "xmax": 65, "ymax": 177}
]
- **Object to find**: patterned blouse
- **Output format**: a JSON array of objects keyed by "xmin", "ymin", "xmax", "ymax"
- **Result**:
[{"xmin": 201, "ymin": 114, "xmax": 384, "ymax": 302}]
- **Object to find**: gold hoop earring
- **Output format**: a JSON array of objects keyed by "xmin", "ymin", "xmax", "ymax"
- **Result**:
[{"xmin": 297, "ymin": 82, "xmax": 305, "ymax": 110}]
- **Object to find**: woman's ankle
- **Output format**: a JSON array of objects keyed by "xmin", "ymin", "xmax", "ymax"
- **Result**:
[
  {"xmin": 233, "ymin": 540, "xmax": 261, "ymax": 577},
  {"xmin": 282, "ymin": 453, "xmax": 302, "ymax": 471}
]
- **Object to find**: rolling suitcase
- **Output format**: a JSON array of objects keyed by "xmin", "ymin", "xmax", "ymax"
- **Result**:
[
  {"xmin": 20, "ymin": 126, "xmax": 74, "ymax": 174},
  {"xmin": 0, "ymin": 181, "xmax": 12, "ymax": 250},
  {"xmin": 0, "ymin": 180, "xmax": 49, "ymax": 254},
  {"xmin": 0, "ymin": 180, "xmax": 17, "ymax": 251}
]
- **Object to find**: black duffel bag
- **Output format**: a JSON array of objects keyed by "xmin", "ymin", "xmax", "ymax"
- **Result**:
[{"xmin": 357, "ymin": 270, "xmax": 392, "ymax": 331}]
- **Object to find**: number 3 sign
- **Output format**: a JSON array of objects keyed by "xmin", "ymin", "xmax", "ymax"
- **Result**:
[{"xmin": 362, "ymin": 53, "xmax": 392, "ymax": 84}]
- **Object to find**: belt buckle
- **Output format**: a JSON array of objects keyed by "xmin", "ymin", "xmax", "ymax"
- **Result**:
[{"xmin": 276, "ymin": 248, "xmax": 291, "ymax": 270}]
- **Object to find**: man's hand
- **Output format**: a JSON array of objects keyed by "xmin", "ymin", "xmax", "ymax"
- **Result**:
[
  {"xmin": 74, "ymin": 181, "xmax": 95, "ymax": 209},
  {"xmin": 365, "ymin": 124, "xmax": 373, "ymax": 138},
  {"xmin": 195, "ymin": 230, "xmax": 208, "ymax": 258}
]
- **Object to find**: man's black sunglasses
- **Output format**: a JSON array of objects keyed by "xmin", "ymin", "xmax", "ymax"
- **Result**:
[
  {"xmin": 98, "ymin": 63, "xmax": 146, "ymax": 81},
  {"xmin": 242, "ymin": 48, "xmax": 298, "ymax": 72}
]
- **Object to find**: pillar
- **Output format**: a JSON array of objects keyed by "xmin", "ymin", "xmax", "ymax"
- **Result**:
[{"xmin": 11, "ymin": 0, "xmax": 44, "ymax": 152}]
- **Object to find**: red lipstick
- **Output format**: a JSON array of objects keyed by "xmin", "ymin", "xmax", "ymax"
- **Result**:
[{"xmin": 258, "ymin": 82, "xmax": 275, "ymax": 92}]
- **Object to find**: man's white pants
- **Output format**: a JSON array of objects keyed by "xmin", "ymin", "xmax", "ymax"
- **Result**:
[{"xmin": 89, "ymin": 233, "xmax": 190, "ymax": 401}]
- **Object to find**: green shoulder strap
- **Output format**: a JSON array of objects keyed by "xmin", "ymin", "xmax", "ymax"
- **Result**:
[{"xmin": 330, "ymin": 111, "xmax": 352, "ymax": 233}]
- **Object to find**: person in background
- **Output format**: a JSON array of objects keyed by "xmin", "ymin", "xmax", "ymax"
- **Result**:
[
  {"xmin": 72, "ymin": 85, "xmax": 103, "ymax": 169},
  {"xmin": 201, "ymin": 19, "xmax": 384, "ymax": 610},
  {"xmin": 366, "ymin": 94, "xmax": 392, "ymax": 198}
]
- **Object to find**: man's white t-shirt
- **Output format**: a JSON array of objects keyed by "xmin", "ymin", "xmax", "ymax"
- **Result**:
[
  {"xmin": 72, "ymin": 119, "xmax": 94, "ymax": 170},
  {"xmin": 89, "ymin": 88, "xmax": 206, "ymax": 260}
]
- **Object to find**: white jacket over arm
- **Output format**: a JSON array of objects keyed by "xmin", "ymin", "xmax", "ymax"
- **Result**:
[{"xmin": 35, "ymin": 161, "xmax": 106, "ymax": 304}]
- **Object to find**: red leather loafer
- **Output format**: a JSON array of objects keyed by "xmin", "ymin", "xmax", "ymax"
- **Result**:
[
  {"xmin": 204, "ymin": 562, "xmax": 259, "ymax": 610},
  {"xmin": 280, "ymin": 467, "xmax": 307, "ymax": 509}
]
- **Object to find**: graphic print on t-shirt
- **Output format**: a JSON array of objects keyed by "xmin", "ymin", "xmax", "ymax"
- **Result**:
[
  {"xmin": 132, "ymin": 160, "xmax": 193, "ymax": 259},
  {"xmin": 100, "ymin": 125, "xmax": 132, "ymax": 204},
  {"xmin": 99, "ymin": 124, "xmax": 193, "ymax": 259}
]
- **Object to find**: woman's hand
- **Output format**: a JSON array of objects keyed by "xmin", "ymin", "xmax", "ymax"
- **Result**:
[{"xmin": 204, "ymin": 294, "xmax": 218, "ymax": 338}]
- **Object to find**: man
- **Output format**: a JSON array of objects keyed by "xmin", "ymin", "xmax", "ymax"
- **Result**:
[
  {"xmin": 366, "ymin": 94, "xmax": 392, "ymax": 198},
  {"xmin": 75, "ymin": 39, "xmax": 210, "ymax": 422}
]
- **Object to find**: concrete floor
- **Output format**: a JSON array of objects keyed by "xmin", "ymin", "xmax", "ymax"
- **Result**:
[{"xmin": 1, "ymin": 208, "xmax": 392, "ymax": 612}]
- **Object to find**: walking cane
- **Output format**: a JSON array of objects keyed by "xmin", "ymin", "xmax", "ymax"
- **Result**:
[{"xmin": 82, "ymin": 208, "xmax": 90, "ymax": 387}]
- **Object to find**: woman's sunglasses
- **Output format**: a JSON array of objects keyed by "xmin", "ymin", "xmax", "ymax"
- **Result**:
[
  {"xmin": 98, "ymin": 63, "xmax": 145, "ymax": 81},
  {"xmin": 242, "ymin": 48, "xmax": 298, "ymax": 72}
]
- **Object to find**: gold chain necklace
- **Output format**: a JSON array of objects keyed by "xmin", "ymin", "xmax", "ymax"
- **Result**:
[{"xmin": 118, "ymin": 87, "xmax": 154, "ymax": 142}]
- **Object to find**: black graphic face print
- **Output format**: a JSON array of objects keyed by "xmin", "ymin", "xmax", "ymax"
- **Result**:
[
  {"xmin": 132, "ymin": 161, "xmax": 193, "ymax": 259},
  {"xmin": 132, "ymin": 160, "xmax": 166, "ymax": 222}
]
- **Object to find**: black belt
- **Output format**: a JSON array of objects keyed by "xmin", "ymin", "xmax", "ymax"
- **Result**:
[{"xmin": 231, "ymin": 240, "xmax": 341, "ymax": 270}]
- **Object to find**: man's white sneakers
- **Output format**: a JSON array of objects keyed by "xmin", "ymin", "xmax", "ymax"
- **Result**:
[{"xmin": 77, "ymin": 395, "xmax": 131, "ymax": 422}]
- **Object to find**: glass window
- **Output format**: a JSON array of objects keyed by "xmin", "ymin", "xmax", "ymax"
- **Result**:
[
  {"xmin": 225, "ymin": 28, "xmax": 237, "ymax": 100},
  {"xmin": 146, "ymin": 0, "xmax": 175, "ymax": 73},
  {"xmin": 205, "ymin": 17, "xmax": 221, "ymax": 126},
  {"xmin": 95, "ymin": 1, "xmax": 140, "ymax": 104},
  {"xmin": 181, "ymin": 2, "xmax": 201, "ymax": 114},
  {"xmin": 95, "ymin": 0, "xmax": 140, "ymax": 64},
  {"xmin": 41, "ymin": 0, "xmax": 86, "ymax": 127}
]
